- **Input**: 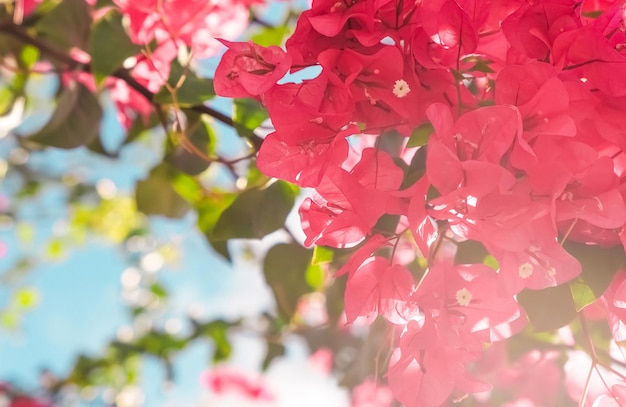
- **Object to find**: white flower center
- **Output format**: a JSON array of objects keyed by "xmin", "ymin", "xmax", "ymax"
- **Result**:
[
  {"xmin": 393, "ymin": 79, "xmax": 410, "ymax": 98},
  {"xmin": 456, "ymin": 288, "xmax": 472, "ymax": 307},
  {"xmin": 519, "ymin": 262, "xmax": 533, "ymax": 279}
]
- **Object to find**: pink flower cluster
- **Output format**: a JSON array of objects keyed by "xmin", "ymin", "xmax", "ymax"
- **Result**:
[
  {"xmin": 214, "ymin": 0, "xmax": 626, "ymax": 405},
  {"xmin": 109, "ymin": 0, "xmax": 257, "ymax": 128},
  {"xmin": 0, "ymin": 382, "xmax": 52, "ymax": 407},
  {"xmin": 199, "ymin": 351, "xmax": 393, "ymax": 407},
  {"xmin": 52, "ymin": 0, "xmax": 261, "ymax": 129}
]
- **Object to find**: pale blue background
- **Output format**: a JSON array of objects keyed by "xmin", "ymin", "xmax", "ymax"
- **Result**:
[{"xmin": 0, "ymin": 2, "xmax": 311, "ymax": 405}]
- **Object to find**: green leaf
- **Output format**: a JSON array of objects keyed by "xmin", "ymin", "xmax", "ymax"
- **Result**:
[
  {"xmin": 401, "ymin": 145, "xmax": 427, "ymax": 189},
  {"xmin": 199, "ymin": 320, "xmax": 234, "ymax": 363},
  {"xmin": 263, "ymin": 243, "xmax": 313, "ymax": 319},
  {"xmin": 582, "ymin": 10, "xmax": 603, "ymax": 18},
  {"xmin": 325, "ymin": 276, "xmax": 347, "ymax": 325},
  {"xmin": 27, "ymin": 82, "xmax": 102, "ymax": 148},
  {"xmin": 483, "ymin": 255, "xmax": 499, "ymax": 271},
  {"xmin": 171, "ymin": 172, "xmax": 203, "ymax": 204},
  {"xmin": 517, "ymin": 284, "xmax": 578, "ymax": 331},
  {"xmin": 262, "ymin": 342, "xmax": 285, "ymax": 370},
  {"xmin": 376, "ymin": 130, "xmax": 404, "ymax": 156},
  {"xmin": 89, "ymin": 10, "xmax": 142, "ymax": 84},
  {"xmin": 251, "ymin": 25, "xmax": 289, "ymax": 47},
  {"xmin": 87, "ymin": 134, "xmax": 118, "ymax": 158},
  {"xmin": 0, "ymin": 88, "xmax": 15, "ymax": 115},
  {"xmin": 196, "ymin": 193, "xmax": 237, "ymax": 233},
  {"xmin": 19, "ymin": 45, "xmax": 40, "ymax": 70},
  {"xmin": 245, "ymin": 159, "xmax": 270, "ymax": 189},
  {"xmin": 451, "ymin": 69, "xmax": 466, "ymax": 82},
  {"xmin": 124, "ymin": 113, "xmax": 160, "ymax": 146},
  {"xmin": 149, "ymin": 283, "xmax": 168, "ymax": 300},
  {"xmin": 195, "ymin": 193, "xmax": 237, "ymax": 261},
  {"xmin": 406, "ymin": 122, "xmax": 433, "ymax": 148},
  {"xmin": 135, "ymin": 331, "xmax": 186, "ymax": 356},
  {"xmin": 569, "ymin": 277, "xmax": 597, "ymax": 312},
  {"xmin": 165, "ymin": 112, "xmax": 215, "ymax": 175},
  {"xmin": 312, "ymin": 246, "xmax": 334, "ymax": 265},
  {"xmin": 564, "ymin": 241, "xmax": 626, "ymax": 297},
  {"xmin": 373, "ymin": 214, "xmax": 400, "ymax": 236},
  {"xmin": 209, "ymin": 240, "xmax": 231, "ymax": 262},
  {"xmin": 468, "ymin": 60, "xmax": 495, "ymax": 73},
  {"xmin": 212, "ymin": 181, "xmax": 297, "ymax": 240},
  {"xmin": 136, "ymin": 164, "xmax": 190, "ymax": 218},
  {"xmin": 154, "ymin": 60, "xmax": 215, "ymax": 106},
  {"xmin": 454, "ymin": 240, "xmax": 490, "ymax": 264},
  {"xmin": 35, "ymin": 0, "xmax": 92, "ymax": 52},
  {"xmin": 233, "ymin": 98, "xmax": 268, "ymax": 138},
  {"xmin": 305, "ymin": 263, "xmax": 325, "ymax": 291}
]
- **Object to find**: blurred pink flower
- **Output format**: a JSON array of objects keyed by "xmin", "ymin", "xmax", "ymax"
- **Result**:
[
  {"xmin": 351, "ymin": 378, "xmax": 393, "ymax": 407},
  {"xmin": 472, "ymin": 343, "xmax": 563, "ymax": 406},
  {"xmin": 18, "ymin": 0, "xmax": 42, "ymax": 17},
  {"xmin": 565, "ymin": 343, "xmax": 626, "ymax": 406},
  {"xmin": 114, "ymin": 0, "xmax": 250, "ymax": 59},
  {"xmin": 200, "ymin": 366, "xmax": 275, "ymax": 402},
  {"xmin": 0, "ymin": 194, "xmax": 8, "ymax": 212},
  {"xmin": 309, "ymin": 347, "xmax": 333, "ymax": 375}
]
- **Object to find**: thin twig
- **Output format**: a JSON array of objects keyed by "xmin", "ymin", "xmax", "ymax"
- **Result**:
[{"xmin": 0, "ymin": 22, "xmax": 265, "ymax": 150}]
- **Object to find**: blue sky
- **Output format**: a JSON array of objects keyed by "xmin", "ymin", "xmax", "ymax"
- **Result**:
[{"xmin": 0, "ymin": 2, "xmax": 319, "ymax": 405}]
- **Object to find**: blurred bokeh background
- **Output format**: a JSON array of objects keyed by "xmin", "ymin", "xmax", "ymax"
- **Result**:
[{"xmin": 0, "ymin": 2, "xmax": 359, "ymax": 405}]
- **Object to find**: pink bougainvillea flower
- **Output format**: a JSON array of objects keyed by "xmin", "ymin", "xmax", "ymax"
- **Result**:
[
  {"xmin": 208, "ymin": 0, "xmax": 626, "ymax": 406},
  {"xmin": 260, "ymin": 70, "xmax": 354, "ymax": 145},
  {"xmin": 419, "ymin": 0, "xmax": 480, "ymax": 68},
  {"xmin": 552, "ymin": 15, "xmax": 626, "ymax": 97},
  {"xmin": 344, "ymin": 257, "xmax": 415, "ymax": 324},
  {"xmin": 593, "ymin": 272, "xmax": 626, "ymax": 341},
  {"xmin": 299, "ymin": 148, "xmax": 408, "ymax": 248},
  {"xmin": 18, "ymin": 0, "xmax": 43, "ymax": 18},
  {"xmin": 114, "ymin": 0, "xmax": 249, "ymax": 59},
  {"xmin": 308, "ymin": 347, "xmax": 333, "ymax": 375},
  {"xmin": 108, "ymin": 79, "xmax": 155, "ymax": 130},
  {"xmin": 388, "ymin": 317, "xmax": 490, "ymax": 407},
  {"xmin": 215, "ymin": 41, "xmax": 292, "ymax": 98},
  {"xmin": 256, "ymin": 124, "xmax": 358, "ymax": 188},
  {"xmin": 317, "ymin": 46, "xmax": 419, "ymax": 126},
  {"xmin": 200, "ymin": 366, "xmax": 275, "ymax": 402},
  {"xmin": 475, "ymin": 345, "xmax": 563, "ymax": 406},
  {"xmin": 501, "ymin": 0, "xmax": 579, "ymax": 61},
  {"xmin": 351, "ymin": 378, "xmax": 394, "ymax": 407},
  {"xmin": 565, "ymin": 349, "xmax": 626, "ymax": 407},
  {"xmin": 414, "ymin": 262, "xmax": 523, "ymax": 337},
  {"xmin": 9, "ymin": 396, "xmax": 52, "ymax": 407},
  {"xmin": 495, "ymin": 62, "xmax": 576, "ymax": 140}
]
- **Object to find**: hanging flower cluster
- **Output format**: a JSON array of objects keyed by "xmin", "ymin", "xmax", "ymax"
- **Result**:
[
  {"xmin": 215, "ymin": 0, "xmax": 626, "ymax": 405},
  {"xmin": 110, "ymin": 0, "xmax": 259, "ymax": 128},
  {"xmin": 48, "ymin": 0, "xmax": 260, "ymax": 129}
]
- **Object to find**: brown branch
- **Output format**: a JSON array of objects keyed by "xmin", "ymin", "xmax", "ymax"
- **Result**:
[
  {"xmin": 0, "ymin": 22, "xmax": 265, "ymax": 150},
  {"xmin": 251, "ymin": 15, "xmax": 274, "ymax": 29}
]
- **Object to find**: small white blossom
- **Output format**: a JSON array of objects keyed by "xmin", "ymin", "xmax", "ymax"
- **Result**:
[
  {"xmin": 456, "ymin": 288, "xmax": 472, "ymax": 307},
  {"xmin": 519, "ymin": 262, "xmax": 533, "ymax": 279},
  {"xmin": 393, "ymin": 79, "xmax": 410, "ymax": 98}
]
